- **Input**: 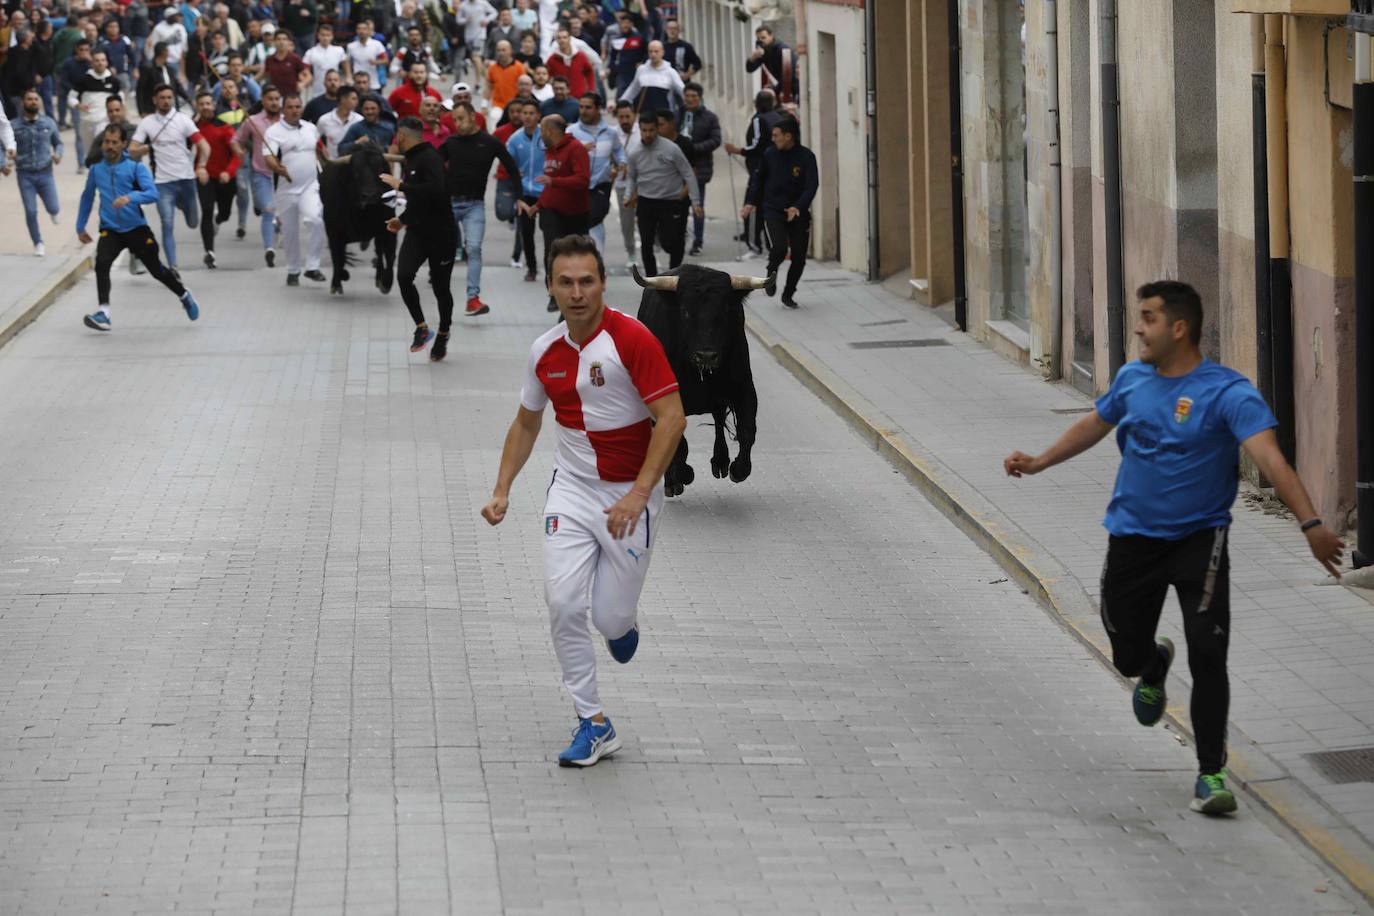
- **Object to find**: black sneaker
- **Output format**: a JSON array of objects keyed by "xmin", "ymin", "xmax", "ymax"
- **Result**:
[
  {"xmin": 265, "ymin": 249, "xmax": 275, "ymax": 268},
  {"xmin": 546, "ymin": 297, "xmax": 559, "ymax": 312},
  {"xmin": 781, "ymin": 295, "xmax": 799, "ymax": 309},
  {"xmin": 410, "ymin": 325, "xmax": 434, "ymax": 352},
  {"xmin": 203, "ymin": 251, "xmax": 217, "ymax": 269},
  {"xmin": 524, "ymin": 270, "xmax": 538, "ymax": 283},
  {"xmin": 303, "ymin": 270, "xmax": 326, "ymax": 282},
  {"xmin": 689, "ymin": 243, "xmax": 702, "ymax": 256},
  {"xmin": 430, "ymin": 332, "xmax": 448, "ymax": 362},
  {"xmin": 236, "ymin": 226, "xmax": 246, "ymax": 240},
  {"xmin": 1132, "ymin": 638, "xmax": 1174, "ymax": 726},
  {"xmin": 286, "ymin": 273, "xmax": 300, "ymax": 286}
]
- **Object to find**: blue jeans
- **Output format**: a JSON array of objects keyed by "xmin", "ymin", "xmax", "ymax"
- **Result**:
[
  {"xmin": 250, "ymin": 170, "xmax": 276, "ymax": 249},
  {"xmin": 451, "ymin": 198, "xmax": 486, "ymax": 298},
  {"xmin": 18, "ymin": 168, "xmax": 60, "ymax": 245},
  {"xmin": 155, "ymin": 178, "xmax": 200, "ymax": 267}
]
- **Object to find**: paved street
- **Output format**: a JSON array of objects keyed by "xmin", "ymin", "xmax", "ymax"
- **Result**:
[{"xmin": 0, "ymin": 205, "xmax": 1367, "ymax": 914}]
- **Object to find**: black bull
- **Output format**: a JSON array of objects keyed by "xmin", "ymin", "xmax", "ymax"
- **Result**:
[
  {"xmin": 634, "ymin": 264, "xmax": 773, "ymax": 498},
  {"xmin": 319, "ymin": 144, "xmax": 397, "ymax": 296}
]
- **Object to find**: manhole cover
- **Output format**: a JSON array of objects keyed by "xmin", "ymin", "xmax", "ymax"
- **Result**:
[
  {"xmin": 1303, "ymin": 747, "xmax": 1374, "ymax": 784},
  {"xmin": 849, "ymin": 339, "xmax": 950, "ymax": 350}
]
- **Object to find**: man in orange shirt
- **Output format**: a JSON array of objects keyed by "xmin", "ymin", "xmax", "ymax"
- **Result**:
[{"xmin": 485, "ymin": 39, "xmax": 525, "ymax": 123}]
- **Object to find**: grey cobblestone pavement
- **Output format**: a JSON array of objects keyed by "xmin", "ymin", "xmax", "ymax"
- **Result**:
[{"xmin": 0, "ymin": 196, "xmax": 1368, "ymax": 914}]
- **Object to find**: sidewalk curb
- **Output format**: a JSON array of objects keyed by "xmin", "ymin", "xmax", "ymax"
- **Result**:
[
  {"xmin": 0, "ymin": 253, "xmax": 91, "ymax": 351},
  {"xmin": 745, "ymin": 311, "xmax": 1374, "ymax": 906}
]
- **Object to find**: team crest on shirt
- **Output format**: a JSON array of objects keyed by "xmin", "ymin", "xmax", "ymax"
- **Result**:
[
  {"xmin": 1174, "ymin": 396, "xmax": 1193, "ymax": 424},
  {"xmin": 589, "ymin": 362, "xmax": 606, "ymax": 387},
  {"xmin": 545, "ymin": 515, "xmax": 559, "ymax": 535}
]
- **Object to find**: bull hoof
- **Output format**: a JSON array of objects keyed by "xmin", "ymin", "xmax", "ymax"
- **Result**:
[
  {"xmin": 664, "ymin": 479, "xmax": 683, "ymax": 498},
  {"xmin": 378, "ymin": 270, "xmax": 394, "ymax": 295},
  {"xmin": 729, "ymin": 459, "xmax": 752, "ymax": 483},
  {"xmin": 339, "ymin": 269, "xmax": 351, "ymax": 282},
  {"xmin": 711, "ymin": 456, "xmax": 729, "ymax": 478},
  {"xmin": 330, "ymin": 284, "xmax": 343, "ymax": 296},
  {"xmin": 680, "ymin": 463, "xmax": 695, "ymax": 485}
]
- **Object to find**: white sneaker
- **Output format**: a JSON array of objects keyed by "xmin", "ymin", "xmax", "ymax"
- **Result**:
[
  {"xmin": 34, "ymin": 243, "xmax": 45, "ymax": 257},
  {"xmin": 509, "ymin": 257, "xmax": 523, "ymax": 269},
  {"xmin": 50, "ymin": 212, "xmax": 59, "ymax": 225}
]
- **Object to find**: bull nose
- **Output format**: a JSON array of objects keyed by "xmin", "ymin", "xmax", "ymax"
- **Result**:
[{"xmin": 694, "ymin": 350, "xmax": 720, "ymax": 366}]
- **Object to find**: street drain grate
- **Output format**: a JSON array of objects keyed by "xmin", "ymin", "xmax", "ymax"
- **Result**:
[
  {"xmin": 849, "ymin": 339, "xmax": 951, "ymax": 350},
  {"xmin": 1303, "ymin": 747, "xmax": 1374, "ymax": 784},
  {"xmin": 858, "ymin": 319, "xmax": 909, "ymax": 328}
]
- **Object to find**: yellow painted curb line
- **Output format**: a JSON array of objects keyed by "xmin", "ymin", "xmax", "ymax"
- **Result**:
[
  {"xmin": 0, "ymin": 254, "xmax": 91, "ymax": 351},
  {"xmin": 746, "ymin": 312, "xmax": 1374, "ymax": 906}
]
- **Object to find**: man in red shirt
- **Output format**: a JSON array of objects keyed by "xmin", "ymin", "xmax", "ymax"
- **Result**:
[
  {"xmin": 261, "ymin": 31, "xmax": 308, "ymax": 95},
  {"xmin": 545, "ymin": 27, "xmax": 596, "ymax": 100},
  {"xmin": 388, "ymin": 60, "xmax": 441, "ymax": 120},
  {"xmin": 440, "ymin": 82, "xmax": 487, "ymax": 134},
  {"xmin": 480, "ymin": 234, "xmax": 686, "ymax": 768},
  {"xmin": 193, "ymin": 90, "xmax": 242, "ymax": 270},
  {"xmin": 528, "ymin": 114, "xmax": 590, "ymax": 310}
]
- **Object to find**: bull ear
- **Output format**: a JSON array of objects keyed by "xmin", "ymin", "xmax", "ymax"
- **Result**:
[{"xmin": 631, "ymin": 265, "xmax": 679, "ymax": 291}]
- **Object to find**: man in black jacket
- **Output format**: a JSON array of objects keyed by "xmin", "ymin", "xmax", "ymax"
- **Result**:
[
  {"xmin": 744, "ymin": 24, "xmax": 797, "ymax": 104},
  {"xmin": 380, "ymin": 116, "xmax": 459, "ymax": 361},
  {"xmin": 676, "ymin": 82, "xmax": 718, "ymax": 256},
  {"xmin": 137, "ymin": 42, "xmax": 190, "ymax": 114},
  {"xmin": 741, "ymin": 118, "xmax": 816, "ymax": 310},
  {"xmin": 439, "ymin": 100, "xmax": 520, "ymax": 318},
  {"xmin": 724, "ymin": 88, "xmax": 780, "ymax": 255}
]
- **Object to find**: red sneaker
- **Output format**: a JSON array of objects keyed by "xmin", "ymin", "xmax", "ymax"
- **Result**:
[{"xmin": 465, "ymin": 296, "xmax": 490, "ymax": 316}]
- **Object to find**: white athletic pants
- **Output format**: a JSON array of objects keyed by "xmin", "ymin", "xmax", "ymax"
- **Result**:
[
  {"xmin": 543, "ymin": 469, "xmax": 664, "ymax": 719},
  {"xmin": 277, "ymin": 189, "xmax": 323, "ymax": 274}
]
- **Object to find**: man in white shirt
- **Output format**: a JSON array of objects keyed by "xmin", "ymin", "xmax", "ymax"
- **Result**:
[
  {"xmin": 345, "ymin": 20, "xmax": 388, "ymax": 91},
  {"xmin": 611, "ymin": 99, "xmax": 640, "ymax": 270},
  {"xmin": 147, "ymin": 8, "xmax": 188, "ymax": 68},
  {"xmin": 301, "ymin": 23, "xmax": 348, "ymax": 99},
  {"xmin": 130, "ymin": 84, "xmax": 211, "ymax": 270},
  {"xmin": 263, "ymin": 93, "xmax": 326, "ymax": 286},
  {"xmin": 455, "ymin": 0, "xmax": 496, "ymax": 84},
  {"xmin": 316, "ymin": 84, "xmax": 362, "ymax": 157}
]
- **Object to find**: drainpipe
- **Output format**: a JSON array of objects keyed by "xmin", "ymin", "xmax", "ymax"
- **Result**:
[
  {"xmin": 949, "ymin": 0, "xmax": 968, "ymax": 331},
  {"xmin": 1265, "ymin": 13, "xmax": 1297, "ymax": 466},
  {"xmin": 864, "ymin": 0, "xmax": 880, "ymax": 282},
  {"xmin": 1045, "ymin": 0, "xmax": 1063, "ymax": 379},
  {"xmin": 1251, "ymin": 16, "xmax": 1273, "ymax": 416},
  {"xmin": 1100, "ymin": 0, "xmax": 1126, "ymax": 378},
  {"xmin": 1354, "ymin": 31, "xmax": 1373, "ymax": 568}
]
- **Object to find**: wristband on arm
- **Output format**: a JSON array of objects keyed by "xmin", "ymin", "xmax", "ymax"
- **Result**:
[{"xmin": 1300, "ymin": 518, "xmax": 1323, "ymax": 532}]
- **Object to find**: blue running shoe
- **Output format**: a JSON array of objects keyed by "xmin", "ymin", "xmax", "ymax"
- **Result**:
[
  {"xmin": 1190, "ymin": 771, "xmax": 1238, "ymax": 815},
  {"xmin": 83, "ymin": 311, "xmax": 111, "ymax": 331},
  {"xmin": 1132, "ymin": 637, "xmax": 1174, "ymax": 726},
  {"xmin": 180, "ymin": 290, "xmax": 200, "ymax": 321},
  {"xmin": 606, "ymin": 625, "xmax": 639, "ymax": 664},
  {"xmin": 410, "ymin": 326, "xmax": 435, "ymax": 352},
  {"xmin": 558, "ymin": 717, "xmax": 622, "ymax": 768}
]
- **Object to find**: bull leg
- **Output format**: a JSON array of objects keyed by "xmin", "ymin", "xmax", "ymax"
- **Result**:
[
  {"xmin": 328, "ymin": 234, "xmax": 347, "ymax": 296},
  {"xmin": 377, "ymin": 231, "xmax": 396, "ymax": 295},
  {"xmin": 711, "ymin": 406, "xmax": 731, "ymax": 479},
  {"xmin": 664, "ymin": 436, "xmax": 693, "ymax": 498},
  {"xmin": 729, "ymin": 380, "xmax": 758, "ymax": 483}
]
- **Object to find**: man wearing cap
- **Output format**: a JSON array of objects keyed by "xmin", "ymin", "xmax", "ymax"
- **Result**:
[
  {"xmin": 148, "ymin": 8, "xmax": 188, "ymax": 71},
  {"xmin": 441, "ymin": 82, "xmax": 486, "ymax": 132}
]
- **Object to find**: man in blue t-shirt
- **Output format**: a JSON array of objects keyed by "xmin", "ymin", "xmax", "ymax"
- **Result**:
[{"xmin": 1003, "ymin": 280, "xmax": 1344, "ymax": 816}]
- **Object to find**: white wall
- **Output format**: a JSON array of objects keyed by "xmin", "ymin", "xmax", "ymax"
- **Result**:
[{"xmin": 803, "ymin": 2, "xmax": 870, "ymax": 274}]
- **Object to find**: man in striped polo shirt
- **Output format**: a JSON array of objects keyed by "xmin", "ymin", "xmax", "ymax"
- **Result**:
[{"xmin": 481, "ymin": 234, "xmax": 686, "ymax": 768}]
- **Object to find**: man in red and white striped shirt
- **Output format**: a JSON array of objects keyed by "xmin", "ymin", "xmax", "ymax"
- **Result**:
[{"xmin": 481, "ymin": 234, "xmax": 686, "ymax": 769}]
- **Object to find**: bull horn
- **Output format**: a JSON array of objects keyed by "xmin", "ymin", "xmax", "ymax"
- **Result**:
[
  {"xmin": 383, "ymin": 153, "xmax": 406, "ymax": 164},
  {"xmin": 631, "ymin": 265, "xmax": 678, "ymax": 291},
  {"xmin": 731, "ymin": 272, "xmax": 776, "ymax": 293},
  {"xmin": 324, "ymin": 154, "xmax": 353, "ymax": 165}
]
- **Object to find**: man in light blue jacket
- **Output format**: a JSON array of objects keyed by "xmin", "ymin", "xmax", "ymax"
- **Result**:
[
  {"xmin": 76, "ymin": 123, "xmax": 203, "ymax": 332},
  {"xmin": 505, "ymin": 98, "xmax": 545, "ymax": 281},
  {"xmin": 568, "ymin": 91, "xmax": 625, "ymax": 256}
]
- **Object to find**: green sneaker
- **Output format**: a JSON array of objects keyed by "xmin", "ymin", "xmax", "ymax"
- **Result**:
[
  {"xmin": 1131, "ymin": 637, "xmax": 1174, "ymax": 726},
  {"xmin": 1190, "ymin": 771, "xmax": 1239, "ymax": 815}
]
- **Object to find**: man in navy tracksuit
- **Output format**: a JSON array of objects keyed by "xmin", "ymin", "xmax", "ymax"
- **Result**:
[
  {"xmin": 76, "ymin": 123, "xmax": 202, "ymax": 332},
  {"xmin": 740, "ymin": 117, "xmax": 816, "ymax": 310}
]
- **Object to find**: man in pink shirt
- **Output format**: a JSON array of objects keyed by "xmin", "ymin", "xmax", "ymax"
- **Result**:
[{"xmin": 229, "ymin": 83, "xmax": 283, "ymax": 266}]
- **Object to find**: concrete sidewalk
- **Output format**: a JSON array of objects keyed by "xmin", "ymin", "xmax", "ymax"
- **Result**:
[
  {"xmin": 0, "ymin": 152, "xmax": 94, "ymax": 347},
  {"xmin": 713, "ymin": 256, "xmax": 1374, "ymax": 902}
]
